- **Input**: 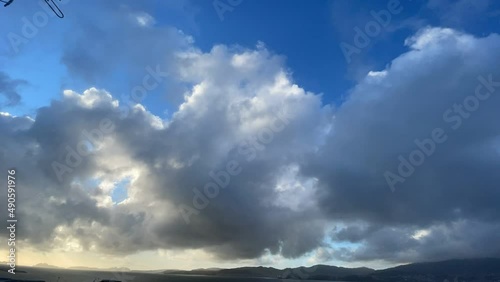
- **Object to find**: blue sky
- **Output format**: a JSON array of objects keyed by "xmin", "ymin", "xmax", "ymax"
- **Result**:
[
  {"xmin": 3, "ymin": 0, "xmax": 497, "ymax": 118},
  {"xmin": 1, "ymin": 0, "xmax": 500, "ymax": 271}
]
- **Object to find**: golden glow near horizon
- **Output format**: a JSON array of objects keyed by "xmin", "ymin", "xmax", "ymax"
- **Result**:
[
  {"xmin": 1, "ymin": 246, "xmax": 393, "ymax": 271},
  {"xmin": 1, "ymin": 247, "xmax": 228, "ymax": 270}
]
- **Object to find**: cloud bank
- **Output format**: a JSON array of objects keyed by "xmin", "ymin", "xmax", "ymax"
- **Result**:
[{"xmin": 1, "ymin": 14, "xmax": 500, "ymax": 266}]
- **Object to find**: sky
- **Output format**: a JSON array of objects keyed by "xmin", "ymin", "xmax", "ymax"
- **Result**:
[{"xmin": 1, "ymin": 0, "xmax": 500, "ymax": 271}]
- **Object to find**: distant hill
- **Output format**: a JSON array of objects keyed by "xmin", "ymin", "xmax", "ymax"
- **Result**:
[
  {"xmin": 33, "ymin": 263, "xmax": 61, "ymax": 269},
  {"xmin": 164, "ymin": 266, "xmax": 280, "ymax": 277},
  {"xmin": 163, "ymin": 268, "xmax": 221, "ymax": 276},
  {"xmin": 163, "ymin": 258, "xmax": 500, "ymax": 281},
  {"xmin": 106, "ymin": 267, "xmax": 131, "ymax": 272},
  {"xmin": 164, "ymin": 264, "xmax": 375, "ymax": 279},
  {"xmin": 12, "ymin": 257, "xmax": 500, "ymax": 282},
  {"xmin": 219, "ymin": 266, "xmax": 283, "ymax": 277},
  {"xmin": 69, "ymin": 266, "xmax": 131, "ymax": 272},
  {"xmin": 375, "ymin": 258, "xmax": 500, "ymax": 276},
  {"xmin": 280, "ymin": 264, "xmax": 375, "ymax": 280}
]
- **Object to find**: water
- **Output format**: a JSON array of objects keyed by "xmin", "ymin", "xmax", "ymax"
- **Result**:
[{"xmin": 0, "ymin": 267, "xmax": 336, "ymax": 282}]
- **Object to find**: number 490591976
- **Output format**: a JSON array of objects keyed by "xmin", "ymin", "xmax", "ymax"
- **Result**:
[{"xmin": 7, "ymin": 169, "xmax": 16, "ymax": 218}]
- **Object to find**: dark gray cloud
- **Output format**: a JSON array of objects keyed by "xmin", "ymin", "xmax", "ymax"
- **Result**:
[
  {"xmin": 0, "ymin": 44, "xmax": 331, "ymax": 261},
  {"xmin": 332, "ymin": 220, "xmax": 500, "ymax": 263},
  {"xmin": 1, "ymin": 23, "xmax": 500, "ymax": 266},
  {"xmin": 304, "ymin": 28, "xmax": 500, "ymax": 262},
  {"xmin": 0, "ymin": 71, "xmax": 26, "ymax": 107},
  {"xmin": 59, "ymin": 0, "xmax": 193, "ymax": 106}
]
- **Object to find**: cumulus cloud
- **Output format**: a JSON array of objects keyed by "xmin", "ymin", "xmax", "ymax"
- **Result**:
[
  {"xmin": 0, "ymin": 40, "xmax": 332, "ymax": 260},
  {"xmin": 306, "ymin": 27, "xmax": 500, "ymax": 262},
  {"xmin": 1, "ymin": 23, "xmax": 500, "ymax": 266},
  {"xmin": 59, "ymin": 0, "xmax": 194, "ymax": 107}
]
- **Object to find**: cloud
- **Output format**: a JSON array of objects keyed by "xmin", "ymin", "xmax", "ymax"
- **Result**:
[
  {"xmin": 0, "ymin": 71, "xmax": 26, "ymax": 107},
  {"xmin": 332, "ymin": 220, "xmax": 500, "ymax": 263},
  {"xmin": 305, "ymin": 27, "xmax": 500, "ymax": 262},
  {"xmin": 0, "ymin": 41, "xmax": 332, "ymax": 260},
  {"xmin": 2, "ymin": 24, "xmax": 500, "ymax": 266},
  {"xmin": 59, "ymin": 0, "xmax": 194, "ymax": 107}
]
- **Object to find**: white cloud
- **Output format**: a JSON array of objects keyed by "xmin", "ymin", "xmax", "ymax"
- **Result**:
[{"xmin": 2, "ymin": 25, "xmax": 500, "ymax": 268}]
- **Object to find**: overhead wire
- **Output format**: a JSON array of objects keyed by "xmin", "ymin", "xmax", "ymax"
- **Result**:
[
  {"xmin": 2, "ymin": 0, "xmax": 64, "ymax": 18},
  {"xmin": 44, "ymin": 0, "xmax": 64, "ymax": 18},
  {"xmin": 0, "ymin": 0, "xmax": 14, "ymax": 7}
]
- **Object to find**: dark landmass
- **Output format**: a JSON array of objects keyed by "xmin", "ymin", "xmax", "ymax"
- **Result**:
[
  {"xmin": 373, "ymin": 258, "xmax": 500, "ymax": 282},
  {"xmin": 34, "ymin": 263, "xmax": 61, "ymax": 269},
  {"xmin": 1, "ymin": 258, "xmax": 500, "ymax": 281},
  {"xmin": 69, "ymin": 266, "xmax": 131, "ymax": 272},
  {"xmin": 164, "ymin": 258, "xmax": 500, "ymax": 281},
  {"xmin": 163, "ymin": 264, "xmax": 375, "ymax": 278},
  {"xmin": 377, "ymin": 258, "xmax": 500, "ymax": 276}
]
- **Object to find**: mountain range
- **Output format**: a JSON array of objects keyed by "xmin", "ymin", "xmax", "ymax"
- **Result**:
[
  {"xmin": 3, "ymin": 258, "xmax": 500, "ymax": 282},
  {"xmin": 163, "ymin": 258, "xmax": 500, "ymax": 281}
]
